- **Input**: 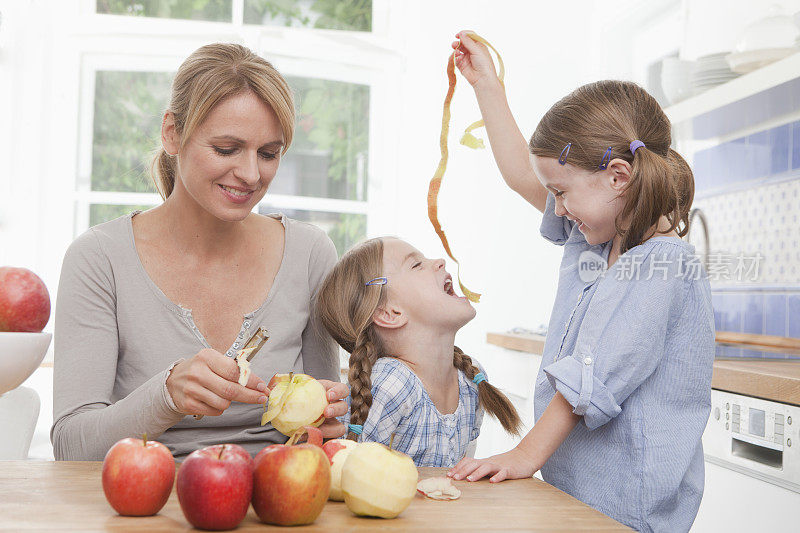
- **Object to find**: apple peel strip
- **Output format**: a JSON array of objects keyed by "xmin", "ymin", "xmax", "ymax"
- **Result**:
[{"xmin": 428, "ymin": 31, "xmax": 505, "ymax": 304}]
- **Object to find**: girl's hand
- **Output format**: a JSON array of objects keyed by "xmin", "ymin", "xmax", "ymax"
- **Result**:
[
  {"xmin": 317, "ymin": 379, "xmax": 349, "ymax": 439},
  {"xmin": 452, "ymin": 30, "xmax": 499, "ymax": 88},
  {"xmin": 447, "ymin": 446, "xmax": 538, "ymax": 483},
  {"xmin": 166, "ymin": 348, "xmax": 268, "ymax": 416}
]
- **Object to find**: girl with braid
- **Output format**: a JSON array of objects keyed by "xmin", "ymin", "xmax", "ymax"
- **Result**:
[{"xmin": 316, "ymin": 237, "xmax": 521, "ymax": 467}]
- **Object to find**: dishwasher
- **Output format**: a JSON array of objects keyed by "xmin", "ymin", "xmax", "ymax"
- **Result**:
[{"xmin": 692, "ymin": 389, "xmax": 800, "ymax": 532}]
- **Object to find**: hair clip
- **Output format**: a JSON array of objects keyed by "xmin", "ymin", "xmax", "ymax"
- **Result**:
[
  {"xmin": 598, "ymin": 147, "xmax": 613, "ymax": 170},
  {"xmin": 348, "ymin": 424, "xmax": 363, "ymax": 435},
  {"xmin": 473, "ymin": 372, "xmax": 487, "ymax": 385},
  {"xmin": 629, "ymin": 140, "xmax": 645, "ymax": 155},
  {"xmin": 558, "ymin": 143, "xmax": 572, "ymax": 165},
  {"xmin": 365, "ymin": 276, "xmax": 388, "ymax": 287}
]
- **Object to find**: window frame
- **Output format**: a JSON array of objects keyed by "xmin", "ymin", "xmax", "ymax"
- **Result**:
[{"xmin": 68, "ymin": 0, "xmax": 398, "ymax": 241}]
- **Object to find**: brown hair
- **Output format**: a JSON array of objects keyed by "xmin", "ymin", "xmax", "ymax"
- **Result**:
[
  {"xmin": 316, "ymin": 238, "xmax": 522, "ymax": 440},
  {"xmin": 530, "ymin": 80, "xmax": 693, "ymax": 253},
  {"xmin": 150, "ymin": 43, "xmax": 295, "ymax": 199}
]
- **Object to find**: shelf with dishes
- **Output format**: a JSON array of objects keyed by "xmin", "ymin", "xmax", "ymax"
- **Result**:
[{"xmin": 663, "ymin": 7, "xmax": 800, "ymax": 125}]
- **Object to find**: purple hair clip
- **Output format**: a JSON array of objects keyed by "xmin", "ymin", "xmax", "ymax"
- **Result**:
[
  {"xmin": 598, "ymin": 147, "xmax": 613, "ymax": 170},
  {"xmin": 630, "ymin": 140, "xmax": 645, "ymax": 155},
  {"xmin": 558, "ymin": 143, "xmax": 572, "ymax": 165},
  {"xmin": 365, "ymin": 276, "xmax": 388, "ymax": 287}
]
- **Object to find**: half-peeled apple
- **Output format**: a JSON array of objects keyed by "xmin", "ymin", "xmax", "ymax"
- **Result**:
[
  {"xmin": 261, "ymin": 373, "xmax": 328, "ymax": 436},
  {"xmin": 341, "ymin": 442, "xmax": 418, "ymax": 519},
  {"xmin": 322, "ymin": 439, "xmax": 359, "ymax": 501}
]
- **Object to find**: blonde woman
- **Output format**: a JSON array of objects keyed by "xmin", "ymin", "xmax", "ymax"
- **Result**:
[{"xmin": 52, "ymin": 43, "xmax": 348, "ymax": 461}]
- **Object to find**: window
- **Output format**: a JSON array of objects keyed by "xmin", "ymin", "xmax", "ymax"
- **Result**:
[{"xmin": 77, "ymin": 0, "xmax": 386, "ymax": 255}]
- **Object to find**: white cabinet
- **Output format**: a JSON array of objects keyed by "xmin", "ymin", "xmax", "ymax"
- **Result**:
[{"xmin": 692, "ymin": 461, "xmax": 800, "ymax": 532}]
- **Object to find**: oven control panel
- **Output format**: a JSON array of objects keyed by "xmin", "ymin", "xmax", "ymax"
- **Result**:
[{"xmin": 705, "ymin": 389, "xmax": 800, "ymax": 493}]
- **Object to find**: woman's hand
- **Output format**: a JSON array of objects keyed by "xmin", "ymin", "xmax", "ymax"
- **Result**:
[
  {"xmin": 452, "ymin": 30, "xmax": 500, "ymax": 89},
  {"xmin": 317, "ymin": 379, "xmax": 349, "ymax": 439},
  {"xmin": 447, "ymin": 446, "xmax": 539, "ymax": 483},
  {"xmin": 166, "ymin": 348, "xmax": 268, "ymax": 416}
]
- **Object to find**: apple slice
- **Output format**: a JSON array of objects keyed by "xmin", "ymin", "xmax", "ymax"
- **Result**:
[{"xmin": 417, "ymin": 476, "xmax": 461, "ymax": 500}]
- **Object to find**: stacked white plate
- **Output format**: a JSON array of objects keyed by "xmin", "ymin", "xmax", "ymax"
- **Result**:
[{"xmin": 691, "ymin": 53, "xmax": 739, "ymax": 93}]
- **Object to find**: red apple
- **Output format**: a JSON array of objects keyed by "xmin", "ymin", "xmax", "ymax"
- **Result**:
[
  {"xmin": 252, "ymin": 426, "xmax": 331, "ymax": 526},
  {"xmin": 176, "ymin": 443, "xmax": 254, "ymax": 531},
  {"xmin": 0, "ymin": 267, "xmax": 50, "ymax": 332},
  {"xmin": 101, "ymin": 435, "xmax": 175, "ymax": 516}
]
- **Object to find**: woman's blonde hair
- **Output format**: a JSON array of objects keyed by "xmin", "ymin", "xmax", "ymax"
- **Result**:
[
  {"xmin": 150, "ymin": 42, "xmax": 295, "ymax": 199},
  {"xmin": 530, "ymin": 80, "xmax": 694, "ymax": 253},
  {"xmin": 316, "ymin": 238, "xmax": 522, "ymax": 439}
]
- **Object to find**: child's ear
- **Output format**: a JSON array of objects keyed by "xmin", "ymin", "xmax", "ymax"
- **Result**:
[
  {"xmin": 606, "ymin": 158, "xmax": 631, "ymax": 191},
  {"xmin": 372, "ymin": 304, "xmax": 407, "ymax": 329}
]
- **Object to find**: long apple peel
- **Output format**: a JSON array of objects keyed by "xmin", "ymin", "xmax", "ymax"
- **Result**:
[{"xmin": 428, "ymin": 32, "xmax": 505, "ymax": 304}]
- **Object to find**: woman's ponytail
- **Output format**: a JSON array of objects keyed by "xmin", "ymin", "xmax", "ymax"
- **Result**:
[{"xmin": 151, "ymin": 148, "xmax": 177, "ymax": 200}]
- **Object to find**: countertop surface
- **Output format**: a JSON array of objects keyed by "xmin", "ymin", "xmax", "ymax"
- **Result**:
[
  {"xmin": 0, "ymin": 461, "xmax": 630, "ymax": 531},
  {"xmin": 487, "ymin": 332, "xmax": 800, "ymax": 406}
]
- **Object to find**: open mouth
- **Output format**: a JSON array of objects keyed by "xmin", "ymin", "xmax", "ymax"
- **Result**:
[{"xmin": 443, "ymin": 276, "xmax": 456, "ymax": 296}]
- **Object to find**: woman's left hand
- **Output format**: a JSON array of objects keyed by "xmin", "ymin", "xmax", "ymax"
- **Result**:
[{"xmin": 317, "ymin": 379, "xmax": 349, "ymax": 439}]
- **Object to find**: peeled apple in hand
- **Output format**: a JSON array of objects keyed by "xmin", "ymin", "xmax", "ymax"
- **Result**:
[
  {"xmin": 341, "ymin": 442, "xmax": 418, "ymax": 519},
  {"xmin": 261, "ymin": 373, "xmax": 328, "ymax": 436}
]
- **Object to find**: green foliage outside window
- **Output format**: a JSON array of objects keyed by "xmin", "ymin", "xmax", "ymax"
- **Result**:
[
  {"xmin": 90, "ymin": 204, "xmax": 155, "ymax": 226},
  {"xmin": 96, "ymin": 0, "xmax": 233, "ymax": 22},
  {"xmin": 91, "ymin": 71, "xmax": 171, "ymax": 193},
  {"xmin": 243, "ymin": 0, "xmax": 371, "ymax": 31},
  {"xmin": 287, "ymin": 76, "xmax": 370, "ymax": 201}
]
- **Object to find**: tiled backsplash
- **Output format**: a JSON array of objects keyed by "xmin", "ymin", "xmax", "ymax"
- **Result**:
[{"xmin": 689, "ymin": 114, "xmax": 800, "ymax": 359}]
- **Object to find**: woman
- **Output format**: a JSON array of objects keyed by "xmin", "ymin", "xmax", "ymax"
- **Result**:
[{"xmin": 51, "ymin": 43, "xmax": 348, "ymax": 460}]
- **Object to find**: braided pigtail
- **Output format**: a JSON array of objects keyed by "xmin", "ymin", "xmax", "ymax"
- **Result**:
[
  {"xmin": 315, "ymin": 237, "xmax": 388, "ymax": 442},
  {"xmin": 346, "ymin": 330, "xmax": 382, "ymax": 440},
  {"xmin": 453, "ymin": 346, "xmax": 522, "ymax": 436}
]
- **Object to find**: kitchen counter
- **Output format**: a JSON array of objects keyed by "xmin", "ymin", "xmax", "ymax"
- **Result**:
[
  {"xmin": 0, "ymin": 461, "xmax": 629, "ymax": 531},
  {"xmin": 487, "ymin": 332, "xmax": 800, "ymax": 406}
]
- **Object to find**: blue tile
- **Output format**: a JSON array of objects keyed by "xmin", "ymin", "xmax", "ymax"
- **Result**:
[
  {"xmin": 793, "ymin": 121, "xmax": 800, "ymax": 169},
  {"xmin": 765, "ymin": 294, "xmax": 787, "ymax": 336},
  {"xmin": 746, "ymin": 131, "xmax": 771, "ymax": 180},
  {"xmin": 740, "ymin": 348, "xmax": 764, "ymax": 358},
  {"xmin": 788, "ymin": 295, "xmax": 800, "ymax": 338},
  {"xmin": 770, "ymin": 124, "xmax": 791, "ymax": 175},
  {"xmin": 743, "ymin": 293, "xmax": 764, "ymax": 334},
  {"xmin": 713, "ymin": 293, "xmax": 745, "ymax": 333}
]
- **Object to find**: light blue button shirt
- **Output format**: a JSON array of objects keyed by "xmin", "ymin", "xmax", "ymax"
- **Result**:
[{"xmin": 535, "ymin": 193, "xmax": 714, "ymax": 533}]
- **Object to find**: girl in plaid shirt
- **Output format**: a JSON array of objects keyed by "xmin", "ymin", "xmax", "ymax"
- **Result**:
[{"xmin": 316, "ymin": 237, "xmax": 521, "ymax": 467}]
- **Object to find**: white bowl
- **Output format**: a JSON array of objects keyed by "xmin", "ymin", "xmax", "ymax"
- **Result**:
[
  {"xmin": 0, "ymin": 332, "xmax": 51, "ymax": 395},
  {"xmin": 735, "ymin": 8, "xmax": 798, "ymax": 53}
]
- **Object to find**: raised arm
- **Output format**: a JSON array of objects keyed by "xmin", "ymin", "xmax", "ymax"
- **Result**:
[{"xmin": 453, "ymin": 31, "xmax": 548, "ymax": 213}]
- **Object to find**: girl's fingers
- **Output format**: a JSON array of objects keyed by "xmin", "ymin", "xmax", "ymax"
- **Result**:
[
  {"xmin": 447, "ymin": 458, "xmax": 470, "ymax": 477},
  {"xmin": 466, "ymin": 462, "xmax": 496, "ymax": 482},
  {"xmin": 490, "ymin": 468, "xmax": 509, "ymax": 483},
  {"xmin": 450, "ymin": 459, "xmax": 480, "ymax": 480}
]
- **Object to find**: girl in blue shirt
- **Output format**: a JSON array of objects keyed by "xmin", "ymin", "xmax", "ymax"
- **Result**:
[
  {"xmin": 447, "ymin": 32, "xmax": 715, "ymax": 533},
  {"xmin": 316, "ymin": 237, "xmax": 522, "ymax": 467}
]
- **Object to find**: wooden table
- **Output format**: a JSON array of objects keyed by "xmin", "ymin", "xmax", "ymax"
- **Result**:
[{"xmin": 0, "ymin": 461, "xmax": 629, "ymax": 531}]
